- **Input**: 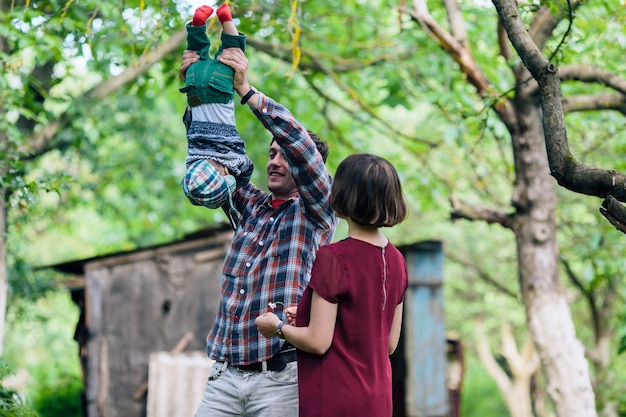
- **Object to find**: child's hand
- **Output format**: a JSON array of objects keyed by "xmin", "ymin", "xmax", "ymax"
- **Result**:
[
  {"xmin": 208, "ymin": 160, "xmax": 229, "ymax": 176},
  {"xmin": 285, "ymin": 306, "xmax": 297, "ymax": 326},
  {"xmin": 255, "ymin": 312, "xmax": 281, "ymax": 338},
  {"xmin": 192, "ymin": 5, "xmax": 214, "ymax": 26}
]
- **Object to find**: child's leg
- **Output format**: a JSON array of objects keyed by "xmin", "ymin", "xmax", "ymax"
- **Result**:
[{"xmin": 217, "ymin": 4, "xmax": 237, "ymax": 35}]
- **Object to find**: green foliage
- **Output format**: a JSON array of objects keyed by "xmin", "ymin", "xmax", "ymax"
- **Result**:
[
  {"xmin": 3, "ymin": 0, "xmax": 626, "ymax": 415},
  {"xmin": 4, "ymin": 292, "xmax": 80, "ymax": 417},
  {"xmin": 460, "ymin": 356, "xmax": 509, "ymax": 417},
  {"xmin": 0, "ymin": 361, "xmax": 38, "ymax": 417},
  {"xmin": 29, "ymin": 370, "xmax": 81, "ymax": 417}
]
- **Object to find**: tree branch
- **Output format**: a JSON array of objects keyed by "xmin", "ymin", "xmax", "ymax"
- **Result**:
[
  {"xmin": 445, "ymin": 251, "xmax": 519, "ymax": 300},
  {"xmin": 246, "ymin": 37, "xmax": 415, "ymax": 73},
  {"xmin": 22, "ymin": 29, "xmax": 188, "ymax": 159},
  {"xmin": 450, "ymin": 195, "xmax": 515, "ymax": 229},
  {"xmin": 492, "ymin": 0, "xmax": 626, "ymax": 233},
  {"xmin": 403, "ymin": 0, "xmax": 517, "ymax": 133},
  {"xmin": 474, "ymin": 319, "xmax": 512, "ymax": 392},
  {"xmin": 559, "ymin": 64, "xmax": 626, "ymax": 94},
  {"xmin": 563, "ymin": 93, "xmax": 626, "ymax": 115},
  {"xmin": 600, "ymin": 195, "xmax": 626, "ymax": 234}
]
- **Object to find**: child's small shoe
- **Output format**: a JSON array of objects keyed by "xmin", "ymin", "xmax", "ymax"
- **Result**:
[
  {"xmin": 216, "ymin": 3, "xmax": 232, "ymax": 23},
  {"xmin": 192, "ymin": 5, "xmax": 214, "ymax": 26}
]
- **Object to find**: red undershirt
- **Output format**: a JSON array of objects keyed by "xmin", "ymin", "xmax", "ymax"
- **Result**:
[{"xmin": 271, "ymin": 199, "xmax": 285, "ymax": 209}]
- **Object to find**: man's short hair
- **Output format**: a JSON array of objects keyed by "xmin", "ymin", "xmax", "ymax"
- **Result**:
[
  {"xmin": 307, "ymin": 130, "xmax": 329, "ymax": 163},
  {"xmin": 330, "ymin": 153, "xmax": 407, "ymax": 227}
]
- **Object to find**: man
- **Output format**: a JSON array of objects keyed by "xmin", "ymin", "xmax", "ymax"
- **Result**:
[{"xmin": 180, "ymin": 47, "xmax": 338, "ymax": 416}]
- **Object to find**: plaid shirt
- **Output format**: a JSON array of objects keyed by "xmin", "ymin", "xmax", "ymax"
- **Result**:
[{"xmin": 183, "ymin": 92, "xmax": 337, "ymax": 365}]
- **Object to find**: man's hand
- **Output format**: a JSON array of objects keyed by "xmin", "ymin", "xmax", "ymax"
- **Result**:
[
  {"xmin": 179, "ymin": 49, "xmax": 200, "ymax": 81},
  {"xmin": 218, "ymin": 48, "xmax": 250, "ymax": 97},
  {"xmin": 208, "ymin": 160, "xmax": 229, "ymax": 176},
  {"xmin": 255, "ymin": 312, "xmax": 282, "ymax": 339}
]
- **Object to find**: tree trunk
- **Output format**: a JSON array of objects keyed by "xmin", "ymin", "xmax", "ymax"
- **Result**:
[{"xmin": 512, "ymin": 100, "xmax": 597, "ymax": 416}]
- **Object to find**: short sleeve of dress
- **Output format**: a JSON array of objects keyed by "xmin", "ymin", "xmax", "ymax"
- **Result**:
[
  {"xmin": 307, "ymin": 246, "xmax": 342, "ymax": 304},
  {"xmin": 400, "ymin": 261, "xmax": 409, "ymax": 304}
]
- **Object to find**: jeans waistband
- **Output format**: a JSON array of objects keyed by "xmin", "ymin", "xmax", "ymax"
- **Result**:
[{"xmin": 233, "ymin": 349, "xmax": 297, "ymax": 372}]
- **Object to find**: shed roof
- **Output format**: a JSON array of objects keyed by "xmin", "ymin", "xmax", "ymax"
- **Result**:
[{"xmin": 48, "ymin": 223, "xmax": 233, "ymax": 276}]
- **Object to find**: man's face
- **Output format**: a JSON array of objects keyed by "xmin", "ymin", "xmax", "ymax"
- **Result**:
[{"xmin": 266, "ymin": 140, "xmax": 298, "ymax": 199}]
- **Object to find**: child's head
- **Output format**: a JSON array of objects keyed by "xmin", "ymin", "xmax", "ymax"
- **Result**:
[{"xmin": 330, "ymin": 153, "xmax": 407, "ymax": 227}]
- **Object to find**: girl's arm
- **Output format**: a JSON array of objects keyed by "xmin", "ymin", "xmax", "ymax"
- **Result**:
[
  {"xmin": 388, "ymin": 302, "xmax": 404, "ymax": 355},
  {"xmin": 256, "ymin": 292, "xmax": 337, "ymax": 355}
]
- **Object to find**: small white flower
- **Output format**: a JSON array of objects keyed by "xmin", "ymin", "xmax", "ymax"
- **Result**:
[{"xmin": 268, "ymin": 301, "xmax": 285, "ymax": 311}]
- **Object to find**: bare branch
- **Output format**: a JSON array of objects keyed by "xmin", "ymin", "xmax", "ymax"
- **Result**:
[
  {"xmin": 559, "ymin": 64, "xmax": 626, "ymax": 95},
  {"xmin": 450, "ymin": 195, "xmax": 514, "ymax": 229},
  {"xmin": 527, "ymin": 1, "xmax": 581, "ymax": 53},
  {"xmin": 497, "ymin": 19, "xmax": 513, "ymax": 60},
  {"xmin": 403, "ymin": 1, "xmax": 517, "ymax": 131},
  {"xmin": 600, "ymin": 195, "xmax": 626, "ymax": 234},
  {"xmin": 563, "ymin": 93, "xmax": 626, "ymax": 115},
  {"xmin": 445, "ymin": 251, "xmax": 519, "ymax": 300},
  {"xmin": 502, "ymin": 322, "xmax": 538, "ymax": 377},
  {"xmin": 443, "ymin": 0, "xmax": 468, "ymax": 49},
  {"xmin": 246, "ymin": 37, "xmax": 415, "ymax": 73},
  {"xmin": 474, "ymin": 319, "xmax": 512, "ymax": 392}
]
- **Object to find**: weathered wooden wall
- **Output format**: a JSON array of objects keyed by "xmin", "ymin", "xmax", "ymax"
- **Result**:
[
  {"xmin": 61, "ymin": 228, "xmax": 233, "ymax": 417},
  {"xmin": 399, "ymin": 241, "xmax": 449, "ymax": 417},
  {"xmin": 146, "ymin": 351, "xmax": 213, "ymax": 417}
]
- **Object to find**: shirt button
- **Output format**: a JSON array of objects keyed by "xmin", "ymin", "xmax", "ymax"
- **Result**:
[
  {"xmin": 269, "ymin": 217, "xmax": 274, "ymax": 222},
  {"xmin": 262, "ymin": 108, "xmax": 268, "ymax": 114},
  {"xmin": 245, "ymin": 262, "xmax": 251, "ymax": 267},
  {"xmin": 259, "ymin": 241, "xmax": 264, "ymax": 246},
  {"xmin": 240, "ymin": 288, "xmax": 245, "ymax": 294}
]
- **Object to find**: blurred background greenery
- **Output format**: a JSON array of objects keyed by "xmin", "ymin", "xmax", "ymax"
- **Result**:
[{"xmin": 2, "ymin": 0, "xmax": 626, "ymax": 416}]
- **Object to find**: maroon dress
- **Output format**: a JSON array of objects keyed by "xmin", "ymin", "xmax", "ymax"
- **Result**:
[{"xmin": 295, "ymin": 237, "xmax": 408, "ymax": 417}]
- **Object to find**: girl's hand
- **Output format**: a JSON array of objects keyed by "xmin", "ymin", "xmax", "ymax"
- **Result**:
[
  {"xmin": 285, "ymin": 306, "xmax": 298, "ymax": 326},
  {"xmin": 255, "ymin": 312, "xmax": 282, "ymax": 338}
]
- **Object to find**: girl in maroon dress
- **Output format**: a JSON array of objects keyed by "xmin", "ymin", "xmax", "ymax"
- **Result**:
[{"xmin": 256, "ymin": 153, "xmax": 408, "ymax": 417}]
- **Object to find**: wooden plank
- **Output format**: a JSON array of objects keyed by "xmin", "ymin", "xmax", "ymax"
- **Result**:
[
  {"xmin": 402, "ymin": 241, "xmax": 449, "ymax": 417},
  {"xmin": 146, "ymin": 351, "xmax": 213, "ymax": 417}
]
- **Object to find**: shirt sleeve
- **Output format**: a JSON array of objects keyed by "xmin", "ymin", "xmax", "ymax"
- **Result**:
[
  {"xmin": 250, "ymin": 93, "xmax": 336, "ymax": 230},
  {"xmin": 181, "ymin": 159, "xmax": 237, "ymax": 208},
  {"xmin": 308, "ymin": 246, "xmax": 342, "ymax": 304}
]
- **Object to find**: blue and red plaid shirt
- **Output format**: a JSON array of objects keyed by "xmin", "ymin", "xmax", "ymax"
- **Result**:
[{"xmin": 182, "ymin": 92, "xmax": 337, "ymax": 365}]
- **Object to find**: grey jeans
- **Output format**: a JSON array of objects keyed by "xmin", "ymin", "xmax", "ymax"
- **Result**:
[{"xmin": 194, "ymin": 361, "xmax": 298, "ymax": 417}]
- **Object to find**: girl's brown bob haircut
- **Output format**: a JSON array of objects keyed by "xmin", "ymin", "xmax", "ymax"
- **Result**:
[{"xmin": 330, "ymin": 153, "xmax": 407, "ymax": 227}]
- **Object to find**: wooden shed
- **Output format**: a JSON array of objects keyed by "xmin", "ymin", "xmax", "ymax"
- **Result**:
[
  {"xmin": 55, "ymin": 224, "xmax": 233, "ymax": 417},
  {"xmin": 53, "ymin": 225, "xmax": 454, "ymax": 417}
]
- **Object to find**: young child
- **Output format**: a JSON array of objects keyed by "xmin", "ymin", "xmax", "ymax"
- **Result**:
[
  {"xmin": 180, "ymin": 4, "xmax": 253, "ymax": 194},
  {"xmin": 256, "ymin": 153, "xmax": 409, "ymax": 417}
]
